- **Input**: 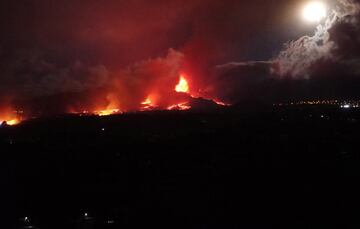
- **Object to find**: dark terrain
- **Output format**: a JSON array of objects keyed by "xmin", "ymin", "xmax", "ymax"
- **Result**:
[{"xmin": 2, "ymin": 106, "xmax": 360, "ymax": 228}]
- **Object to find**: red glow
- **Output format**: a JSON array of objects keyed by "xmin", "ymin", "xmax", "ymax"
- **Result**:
[
  {"xmin": 64, "ymin": 71, "xmax": 230, "ymax": 115},
  {"xmin": 2, "ymin": 69, "xmax": 230, "ymax": 119}
]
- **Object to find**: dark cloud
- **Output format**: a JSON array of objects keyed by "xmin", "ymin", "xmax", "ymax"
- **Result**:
[{"xmin": 0, "ymin": 50, "xmax": 109, "ymax": 97}]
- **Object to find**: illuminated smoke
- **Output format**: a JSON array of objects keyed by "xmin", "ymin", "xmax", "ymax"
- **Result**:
[{"xmin": 103, "ymin": 49, "xmax": 187, "ymax": 111}]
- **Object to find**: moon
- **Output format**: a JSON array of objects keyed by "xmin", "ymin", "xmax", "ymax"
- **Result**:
[{"xmin": 302, "ymin": 1, "xmax": 327, "ymax": 23}]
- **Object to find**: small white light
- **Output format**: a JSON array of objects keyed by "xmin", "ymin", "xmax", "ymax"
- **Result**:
[{"xmin": 84, "ymin": 212, "xmax": 88, "ymax": 217}]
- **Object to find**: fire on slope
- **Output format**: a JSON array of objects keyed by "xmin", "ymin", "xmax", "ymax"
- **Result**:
[
  {"xmin": 0, "ymin": 109, "xmax": 22, "ymax": 126},
  {"xmin": 73, "ymin": 73, "xmax": 228, "ymax": 116},
  {"xmin": 1, "ymin": 72, "xmax": 229, "ymax": 125}
]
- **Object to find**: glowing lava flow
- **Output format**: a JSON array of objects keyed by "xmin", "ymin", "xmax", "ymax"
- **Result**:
[
  {"xmin": 169, "ymin": 74, "xmax": 229, "ymax": 110},
  {"xmin": 0, "ymin": 114, "xmax": 21, "ymax": 126},
  {"xmin": 140, "ymin": 96, "xmax": 156, "ymax": 111},
  {"xmin": 94, "ymin": 109, "xmax": 121, "ymax": 116},
  {"xmin": 141, "ymin": 97, "xmax": 152, "ymax": 106},
  {"xmin": 167, "ymin": 102, "xmax": 191, "ymax": 111},
  {"xmin": 6, "ymin": 119, "xmax": 20, "ymax": 125},
  {"xmin": 69, "ymin": 72, "xmax": 230, "ymax": 116},
  {"xmin": 175, "ymin": 75, "xmax": 190, "ymax": 93}
]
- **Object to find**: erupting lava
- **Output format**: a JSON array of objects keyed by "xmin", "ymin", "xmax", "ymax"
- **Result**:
[
  {"xmin": 71, "ymin": 72, "xmax": 228, "ymax": 115},
  {"xmin": 94, "ymin": 109, "xmax": 121, "ymax": 116},
  {"xmin": 141, "ymin": 97, "xmax": 152, "ymax": 106},
  {"xmin": 167, "ymin": 102, "xmax": 191, "ymax": 111},
  {"xmin": 0, "ymin": 111, "xmax": 21, "ymax": 126},
  {"xmin": 175, "ymin": 75, "xmax": 190, "ymax": 93},
  {"xmin": 1, "ymin": 73, "xmax": 230, "ymax": 122},
  {"xmin": 1, "ymin": 118, "xmax": 20, "ymax": 126},
  {"xmin": 141, "ymin": 96, "xmax": 156, "ymax": 111}
]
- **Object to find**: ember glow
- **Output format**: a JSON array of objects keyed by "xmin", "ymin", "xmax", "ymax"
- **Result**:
[{"xmin": 175, "ymin": 75, "xmax": 190, "ymax": 93}]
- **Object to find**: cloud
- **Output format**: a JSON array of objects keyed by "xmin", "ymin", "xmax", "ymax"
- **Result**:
[
  {"xmin": 105, "ymin": 49, "xmax": 185, "ymax": 110},
  {"xmin": 273, "ymin": 0, "xmax": 360, "ymax": 79},
  {"xmin": 1, "ymin": 0, "xmax": 360, "ymax": 112},
  {"xmin": 0, "ymin": 50, "xmax": 109, "ymax": 98},
  {"xmin": 207, "ymin": 0, "xmax": 360, "ymax": 103}
]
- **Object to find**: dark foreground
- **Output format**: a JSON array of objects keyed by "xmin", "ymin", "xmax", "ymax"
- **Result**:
[{"xmin": 2, "ymin": 106, "xmax": 360, "ymax": 228}]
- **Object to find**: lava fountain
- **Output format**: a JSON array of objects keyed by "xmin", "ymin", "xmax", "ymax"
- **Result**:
[{"xmin": 175, "ymin": 75, "xmax": 190, "ymax": 93}]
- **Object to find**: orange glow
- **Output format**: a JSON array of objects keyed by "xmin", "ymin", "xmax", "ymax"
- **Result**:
[
  {"xmin": 167, "ymin": 102, "xmax": 191, "ymax": 111},
  {"xmin": 175, "ymin": 75, "xmax": 189, "ymax": 93},
  {"xmin": 6, "ymin": 119, "xmax": 20, "ymax": 126},
  {"xmin": 0, "ymin": 111, "xmax": 21, "ymax": 126},
  {"xmin": 140, "ymin": 96, "xmax": 156, "ymax": 111},
  {"xmin": 0, "ymin": 70, "xmax": 231, "ymax": 118},
  {"xmin": 141, "ymin": 97, "xmax": 152, "ymax": 106},
  {"xmin": 94, "ymin": 108, "xmax": 121, "ymax": 116}
]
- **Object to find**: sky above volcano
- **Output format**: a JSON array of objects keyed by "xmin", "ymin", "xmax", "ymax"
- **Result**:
[
  {"xmin": 0, "ymin": 0, "xmax": 360, "ymax": 112},
  {"xmin": 0, "ymin": 0, "xmax": 304, "ymax": 65}
]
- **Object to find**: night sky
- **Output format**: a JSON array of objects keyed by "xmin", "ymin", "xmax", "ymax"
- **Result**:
[{"xmin": 0, "ymin": 0, "xmax": 360, "ymax": 112}]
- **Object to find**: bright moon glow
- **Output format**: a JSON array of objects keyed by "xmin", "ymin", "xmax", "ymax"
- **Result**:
[{"xmin": 303, "ymin": 1, "xmax": 327, "ymax": 22}]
